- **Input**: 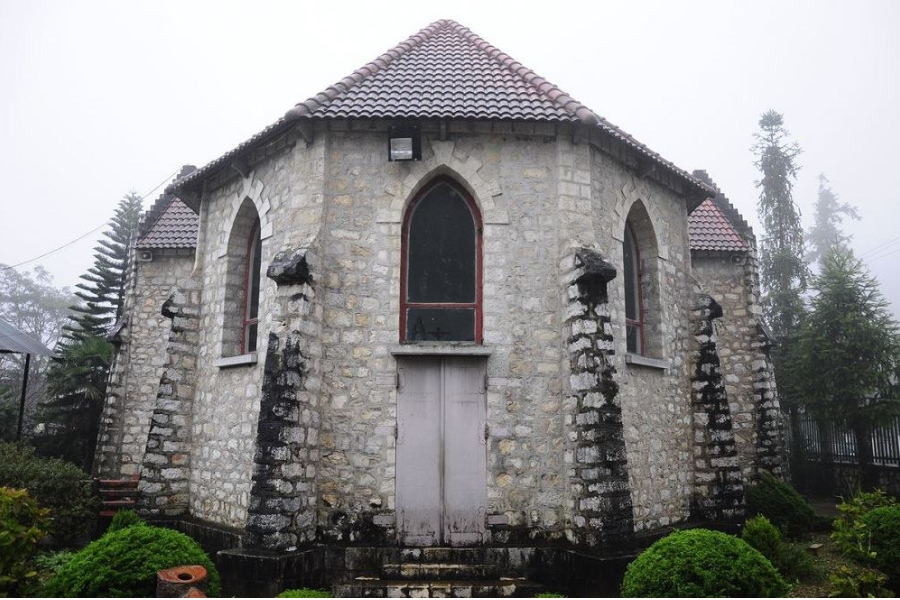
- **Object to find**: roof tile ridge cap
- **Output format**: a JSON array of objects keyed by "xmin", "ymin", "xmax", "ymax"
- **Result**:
[
  {"xmin": 285, "ymin": 20, "xmax": 445, "ymax": 120},
  {"xmin": 712, "ymin": 192, "xmax": 755, "ymax": 244},
  {"xmin": 448, "ymin": 21, "xmax": 601, "ymax": 126}
]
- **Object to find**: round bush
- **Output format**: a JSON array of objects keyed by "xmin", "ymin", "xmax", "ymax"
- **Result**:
[
  {"xmin": 746, "ymin": 472, "xmax": 818, "ymax": 539},
  {"xmin": 44, "ymin": 524, "xmax": 221, "ymax": 597},
  {"xmin": 106, "ymin": 509, "xmax": 142, "ymax": 533},
  {"xmin": 276, "ymin": 589, "xmax": 331, "ymax": 598},
  {"xmin": 621, "ymin": 529, "xmax": 789, "ymax": 597},
  {"xmin": 742, "ymin": 515, "xmax": 782, "ymax": 562},
  {"xmin": 0, "ymin": 443, "xmax": 97, "ymax": 545},
  {"xmin": 862, "ymin": 505, "xmax": 900, "ymax": 582}
]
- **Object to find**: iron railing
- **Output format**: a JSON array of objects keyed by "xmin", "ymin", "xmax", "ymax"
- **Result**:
[{"xmin": 798, "ymin": 415, "xmax": 900, "ymax": 468}]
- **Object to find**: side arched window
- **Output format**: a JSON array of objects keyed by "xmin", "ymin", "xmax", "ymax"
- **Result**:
[
  {"xmin": 623, "ymin": 223, "xmax": 644, "ymax": 355},
  {"xmin": 622, "ymin": 201, "xmax": 661, "ymax": 358},
  {"xmin": 223, "ymin": 199, "xmax": 262, "ymax": 357},
  {"xmin": 401, "ymin": 177, "xmax": 482, "ymax": 343},
  {"xmin": 242, "ymin": 224, "xmax": 262, "ymax": 353}
]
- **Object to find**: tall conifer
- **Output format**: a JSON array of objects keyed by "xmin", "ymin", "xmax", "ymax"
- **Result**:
[
  {"xmin": 752, "ymin": 110, "xmax": 806, "ymax": 339},
  {"xmin": 807, "ymin": 174, "xmax": 859, "ymax": 269},
  {"xmin": 63, "ymin": 192, "xmax": 142, "ymax": 342}
]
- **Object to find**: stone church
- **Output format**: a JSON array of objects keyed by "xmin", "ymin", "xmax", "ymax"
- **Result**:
[{"xmin": 95, "ymin": 19, "xmax": 784, "ymax": 594}]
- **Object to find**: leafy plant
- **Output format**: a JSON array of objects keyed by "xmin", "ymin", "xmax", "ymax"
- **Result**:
[
  {"xmin": 620, "ymin": 528, "xmax": 789, "ymax": 597},
  {"xmin": 746, "ymin": 471, "xmax": 819, "ymax": 538},
  {"xmin": 33, "ymin": 550, "xmax": 75, "ymax": 590},
  {"xmin": 861, "ymin": 505, "xmax": 900, "ymax": 583},
  {"xmin": 535, "ymin": 594, "xmax": 566, "ymax": 598},
  {"xmin": 107, "ymin": 509, "xmax": 142, "ymax": 533},
  {"xmin": 742, "ymin": 515, "xmax": 782, "ymax": 562},
  {"xmin": 829, "ymin": 565, "xmax": 891, "ymax": 598},
  {"xmin": 44, "ymin": 523, "xmax": 221, "ymax": 597},
  {"xmin": 0, "ymin": 442, "xmax": 97, "ymax": 545},
  {"xmin": 0, "ymin": 487, "xmax": 50, "ymax": 596},
  {"xmin": 831, "ymin": 489, "xmax": 897, "ymax": 562},
  {"xmin": 276, "ymin": 589, "xmax": 331, "ymax": 598}
]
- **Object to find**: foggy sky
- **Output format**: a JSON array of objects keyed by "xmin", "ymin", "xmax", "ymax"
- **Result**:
[{"xmin": 1, "ymin": 0, "xmax": 898, "ymax": 316}]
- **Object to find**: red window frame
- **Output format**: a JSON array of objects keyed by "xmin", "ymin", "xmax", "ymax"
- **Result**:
[
  {"xmin": 624, "ymin": 222, "xmax": 645, "ymax": 355},
  {"xmin": 241, "ymin": 222, "xmax": 261, "ymax": 354},
  {"xmin": 399, "ymin": 176, "xmax": 483, "ymax": 344}
]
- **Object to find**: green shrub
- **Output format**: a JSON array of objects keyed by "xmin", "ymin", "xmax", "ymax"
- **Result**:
[
  {"xmin": 742, "ymin": 515, "xmax": 782, "ymax": 562},
  {"xmin": 33, "ymin": 550, "xmax": 75, "ymax": 590},
  {"xmin": 276, "ymin": 589, "xmax": 331, "ymax": 598},
  {"xmin": 861, "ymin": 505, "xmax": 900, "ymax": 582},
  {"xmin": 831, "ymin": 489, "xmax": 897, "ymax": 562},
  {"xmin": 620, "ymin": 528, "xmax": 789, "ymax": 598},
  {"xmin": 0, "ymin": 487, "xmax": 50, "ymax": 596},
  {"xmin": 534, "ymin": 594, "xmax": 566, "ymax": 598},
  {"xmin": 746, "ymin": 471, "xmax": 818, "ymax": 538},
  {"xmin": 829, "ymin": 565, "xmax": 891, "ymax": 598},
  {"xmin": 44, "ymin": 523, "xmax": 220, "ymax": 597},
  {"xmin": 742, "ymin": 515, "xmax": 819, "ymax": 582},
  {"xmin": 0, "ymin": 443, "xmax": 97, "ymax": 545},
  {"xmin": 107, "ymin": 509, "xmax": 142, "ymax": 533}
]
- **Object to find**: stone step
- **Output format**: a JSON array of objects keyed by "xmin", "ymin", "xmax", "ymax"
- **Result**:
[
  {"xmin": 398, "ymin": 547, "xmax": 487, "ymax": 564},
  {"xmin": 334, "ymin": 577, "xmax": 545, "ymax": 598},
  {"xmin": 382, "ymin": 562, "xmax": 499, "ymax": 580}
]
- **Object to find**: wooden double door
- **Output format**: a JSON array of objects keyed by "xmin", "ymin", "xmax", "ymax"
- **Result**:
[{"xmin": 395, "ymin": 356, "xmax": 487, "ymax": 546}]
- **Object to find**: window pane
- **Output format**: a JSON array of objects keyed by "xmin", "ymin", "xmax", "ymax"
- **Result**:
[
  {"xmin": 407, "ymin": 183, "xmax": 476, "ymax": 303},
  {"xmin": 626, "ymin": 323, "xmax": 640, "ymax": 354},
  {"xmin": 406, "ymin": 308, "xmax": 475, "ymax": 342},
  {"xmin": 248, "ymin": 231, "xmax": 262, "ymax": 320},
  {"xmin": 247, "ymin": 322, "xmax": 258, "ymax": 353},
  {"xmin": 623, "ymin": 228, "xmax": 638, "ymax": 323}
]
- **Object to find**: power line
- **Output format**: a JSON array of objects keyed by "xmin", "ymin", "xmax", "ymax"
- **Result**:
[
  {"xmin": 866, "ymin": 244, "xmax": 900, "ymax": 264},
  {"xmin": 859, "ymin": 235, "xmax": 900, "ymax": 259},
  {"xmin": 2, "ymin": 169, "xmax": 180, "ymax": 272}
]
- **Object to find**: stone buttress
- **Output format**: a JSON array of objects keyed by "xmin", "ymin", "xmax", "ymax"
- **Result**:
[
  {"xmin": 564, "ymin": 248, "xmax": 635, "ymax": 548},
  {"xmin": 690, "ymin": 294, "xmax": 745, "ymax": 521},
  {"xmin": 245, "ymin": 248, "xmax": 322, "ymax": 551},
  {"xmin": 137, "ymin": 280, "xmax": 201, "ymax": 516}
]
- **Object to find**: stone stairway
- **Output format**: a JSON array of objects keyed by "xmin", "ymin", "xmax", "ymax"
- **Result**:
[{"xmin": 333, "ymin": 548, "xmax": 546, "ymax": 598}]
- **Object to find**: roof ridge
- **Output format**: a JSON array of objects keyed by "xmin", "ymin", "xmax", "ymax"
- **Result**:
[
  {"xmin": 285, "ymin": 19, "xmax": 448, "ymax": 120},
  {"xmin": 138, "ymin": 165, "xmax": 196, "ymax": 241},
  {"xmin": 442, "ymin": 21, "xmax": 600, "ymax": 126}
]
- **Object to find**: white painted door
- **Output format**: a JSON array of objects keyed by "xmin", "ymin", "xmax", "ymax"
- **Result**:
[{"xmin": 396, "ymin": 357, "xmax": 487, "ymax": 546}]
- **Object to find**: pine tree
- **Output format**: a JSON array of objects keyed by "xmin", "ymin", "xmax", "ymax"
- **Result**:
[
  {"xmin": 63, "ymin": 192, "xmax": 142, "ymax": 342},
  {"xmin": 794, "ymin": 248, "xmax": 900, "ymax": 484},
  {"xmin": 806, "ymin": 174, "xmax": 859, "ymax": 269},
  {"xmin": 752, "ymin": 110, "xmax": 806, "ymax": 339}
]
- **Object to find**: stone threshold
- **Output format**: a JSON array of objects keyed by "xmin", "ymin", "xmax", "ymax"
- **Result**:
[{"xmin": 390, "ymin": 344, "xmax": 492, "ymax": 356}]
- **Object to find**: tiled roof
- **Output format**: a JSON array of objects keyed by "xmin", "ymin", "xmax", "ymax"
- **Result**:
[
  {"xmin": 137, "ymin": 166, "xmax": 198, "ymax": 249},
  {"xmin": 169, "ymin": 19, "xmax": 714, "ymax": 197},
  {"xmin": 689, "ymin": 198, "xmax": 750, "ymax": 252}
]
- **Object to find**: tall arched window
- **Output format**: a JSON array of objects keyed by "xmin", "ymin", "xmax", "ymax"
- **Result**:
[
  {"xmin": 401, "ymin": 177, "xmax": 482, "ymax": 343},
  {"xmin": 222, "ymin": 199, "xmax": 262, "ymax": 358},
  {"xmin": 242, "ymin": 223, "xmax": 262, "ymax": 353},
  {"xmin": 623, "ymin": 223, "xmax": 644, "ymax": 355},
  {"xmin": 622, "ymin": 201, "xmax": 661, "ymax": 358}
]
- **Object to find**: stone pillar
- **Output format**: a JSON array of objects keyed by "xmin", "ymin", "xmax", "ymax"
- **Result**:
[
  {"xmin": 137, "ymin": 281, "xmax": 201, "ymax": 516},
  {"xmin": 565, "ymin": 248, "xmax": 634, "ymax": 548},
  {"xmin": 245, "ymin": 248, "xmax": 321, "ymax": 551},
  {"xmin": 753, "ymin": 327, "xmax": 785, "ymax": 477},
  {"xmin": 691, "ymin": 294, "xmax": 745, "ymax": 521}
]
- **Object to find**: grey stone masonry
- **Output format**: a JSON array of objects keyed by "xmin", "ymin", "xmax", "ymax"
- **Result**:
[
  {"xmin": 246, "ymin": 248, "xmax": 320, "ymax": 551},
  {"xmin": 137, "ymin": 281, "xmax": 201, "ymax": 516},
  {"xmin": 564, "ymin": 248, "xmax": 634, "ymax": 548},
  {"xmin": 754, "ymin": 325, "xmax": 785, "ymax": 476},
  {"xmin": 690, "ymin": 294, "xmax": 745, "ymax": 522}
]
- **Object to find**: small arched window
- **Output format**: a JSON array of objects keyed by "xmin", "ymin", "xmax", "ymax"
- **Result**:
[
  {"xmin": 401, "ymin": 177, "xmax": 482, "ymax": 343},
  {"xmin": 242, "ymin": 223, "xmax": 262, "ymax": 353},
  {"xmin": 623, "ymin": 223, "xmax": 644, "ymax": 355}
]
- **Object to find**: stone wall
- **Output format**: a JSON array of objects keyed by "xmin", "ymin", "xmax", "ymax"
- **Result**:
[
  {"xmin": 691, "ymin": 250, "xmax": 784, "ymax": 482},
  {"xmin": 95, "ymin": 250, "xmax": 195, "ymax": 478},
  {"xmin": 137, "ymin": 281, "xmax": 201, "ymax": 516}
]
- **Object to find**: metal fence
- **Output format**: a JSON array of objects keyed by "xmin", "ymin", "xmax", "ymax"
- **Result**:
[{"xmin": 799, "ymin": 415, "xmax": 900, "ymax": 468}]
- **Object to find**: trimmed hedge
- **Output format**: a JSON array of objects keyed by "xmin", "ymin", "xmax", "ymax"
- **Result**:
[
  {"xmin": 106, "ymin": 509, "xmax": 142, "ymax": 533},
  {"xmin": 276, "ymin": 589, "xmax": 331, "ymax": 598},
  {"xmin": 746, "ymin": 471, "xmax": 818, "ymax": 538},
  {"xmin": 862, "ymin": 505, "xmax": 900, "ymax": 583},
  {"xmin": 44, "ymin": 523, "xmax": 221, "ymax": 597},
  {"xmin": 0, "ymin": 443, "xmax": 97, "ymax": 545},
  {"xmin": 621, "ymin": 528, "xmax": 789, "ymax": 598}
]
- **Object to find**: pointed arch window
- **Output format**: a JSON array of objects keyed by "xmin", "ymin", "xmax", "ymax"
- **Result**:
[
  {"xmin": 242, "ymin": 223, "xmax": 262, "ymax": 353},
  {"xmin": 623, "ymin": 223, "xmax": 644, "ymax": 355},
  {"xmin": 401, "ymin": 177, "xmax": 482, "ymax": 343}
]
